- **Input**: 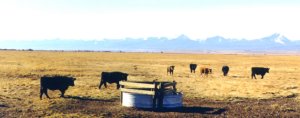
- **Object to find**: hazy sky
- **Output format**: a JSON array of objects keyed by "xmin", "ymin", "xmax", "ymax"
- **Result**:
[{"xmin": 0, "ymin": 0, "xmax": 300, "ymax": 40}]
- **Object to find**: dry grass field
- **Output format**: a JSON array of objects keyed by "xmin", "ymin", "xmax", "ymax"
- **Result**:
[{"xmin": 0, "ymin": 50, "xmax": 300, "ymax": 117}]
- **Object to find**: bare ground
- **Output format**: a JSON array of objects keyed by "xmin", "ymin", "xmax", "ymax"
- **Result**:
[
  {"xmin": 1, "ymin": 95, "xmax": 299, "ymax": 117},
  {"xmin": 1, "ymin": 51, "xmax": 300, "ymax": 117}
]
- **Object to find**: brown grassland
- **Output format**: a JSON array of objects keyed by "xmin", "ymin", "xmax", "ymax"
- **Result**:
[{"xmin": 0, "ymin": 50, "xmax": 300, "ymax": 117}]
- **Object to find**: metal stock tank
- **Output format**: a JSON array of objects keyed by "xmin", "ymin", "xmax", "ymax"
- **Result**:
[{"xmin": 122, "ymin": 92, "xmax": 183, "ymax": 108}]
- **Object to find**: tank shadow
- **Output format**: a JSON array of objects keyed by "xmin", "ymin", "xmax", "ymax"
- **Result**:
[{"xmin": 138, "ymin": 106, "xmax": 226, "ymax": 114}]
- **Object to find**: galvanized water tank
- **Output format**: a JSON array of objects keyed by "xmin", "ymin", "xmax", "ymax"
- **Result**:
[{"xmin": 122, "ymin": 92, "xmax": 183, "ymax": 108}]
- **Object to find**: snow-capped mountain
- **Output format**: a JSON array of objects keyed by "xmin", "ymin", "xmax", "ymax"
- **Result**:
[
  {"xmin": 0, "ymin": 33, "xmax": 299, "ymax": 52},
  {"xmin": 259, "ymin": 33, "xmax": 290, "ymax": 45}
]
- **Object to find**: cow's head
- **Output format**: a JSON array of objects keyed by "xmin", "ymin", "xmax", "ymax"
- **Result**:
[
  {"xmin": 209, "ymin": 69, "xmax": 212, "ymax": 73},
  {"xmin": 171, "ymin": 66, "xmax": 175, "ymax": 70},
  {"xmin": 122, "ymin": 73, "xmax": 128, "ymax": 81},
  {"xmin": 266, "ymin": 68, "xmax": 270, "ymax": 73},
  {"xmin": 68, "ymin": 77, "xmax": 76, "ymax": 86}
]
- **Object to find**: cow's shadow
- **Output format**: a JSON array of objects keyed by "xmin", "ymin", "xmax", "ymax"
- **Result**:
[
  {"xmin": 0, "ymin": 104, "xmax": 9, "ymax": 108},
  {"xmin": 231, "ymin": 75, "xmax": 247, "ymax": 78},
  {"xmin": 63, "ymin": 95, "xmax": 117, "ymax": 102},
  {"xmin": 137, "ymin": 106, "xmax": 226, "ymax": 114}
]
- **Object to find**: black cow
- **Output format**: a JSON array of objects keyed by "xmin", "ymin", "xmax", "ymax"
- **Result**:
[
  {"xmin": 40, "ymin": 75, "xmax": 76, "ymax": 100},
  {"xmin": 190, "ymin": 64, "xmax": 197, "ymax": 73},
  {"xmin": 222, "ymin": 66, "xmax": 229, "ymax": 76},
  {"xmin": 167, "ymin": 66, "xmax": 175, "ymax": 75},
  {"xmin": 251, "ymin": 67, "xmax": 270, "ymax": 79},
  {"xmin": 99, "ymin": 72, "xmax": 128, "ymax": 89}
]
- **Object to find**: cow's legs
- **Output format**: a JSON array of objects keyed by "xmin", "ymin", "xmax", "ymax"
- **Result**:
[
  {"xmin": 40, "ymin": 88, "xmax": 44, "ymax": 100},
  {"xmin": 99, "ymin": 82, "xmax": 102, "ymax": 89},
  {"xmin": 60, "ymin": 90, "xmax": 65, "ymax": 97},
  {"xmin": 99, "ymin": 81, "xmax": 105, "ymax": 89},
  {"xmin": 104, "ymin": 82, "xmax": 107, "ymax": 88},
  {"xmin": 261, "ymin": 74, "xmax": 265, "ymax": 79},
  {"xmin": 44, "ymin": 89, "xmax": 50, "ymax": 99},
  {"xmin": 98, "ymin": 82, "xmax": 101, "ymax": 89},
  {"xmin": 252, "ymin": 74, "xmax": 256, "ymax": 79},
  {"xmin": 116, "ymin": 82, "xmax": 120, "ymax": 89}
]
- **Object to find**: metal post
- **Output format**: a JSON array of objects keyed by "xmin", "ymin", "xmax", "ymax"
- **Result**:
[
  {"xmin": 158, "ymin": 82, "xmax": 164, "ymax": 109},
  {"xmin": 173, "ymin": 81, "xmax": 177, "ymax": 92},
  {"xmin": 153, "ymin": 81, "xmax": 158, "ymax": 109}
]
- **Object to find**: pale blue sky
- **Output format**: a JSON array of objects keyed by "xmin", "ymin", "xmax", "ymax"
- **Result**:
[{"xmin": 0, "ymin": 0, "xmax": 300, "ymax": 40}]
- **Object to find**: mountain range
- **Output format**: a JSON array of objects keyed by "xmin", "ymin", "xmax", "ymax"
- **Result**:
[{"xmin": 0, "ymin": 33, "xmax": 299, "ymax": 53}]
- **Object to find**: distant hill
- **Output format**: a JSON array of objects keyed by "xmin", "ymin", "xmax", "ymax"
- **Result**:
[{"xmin": 0, "ymin": 33, "xmax": 299, "ymax": 52}]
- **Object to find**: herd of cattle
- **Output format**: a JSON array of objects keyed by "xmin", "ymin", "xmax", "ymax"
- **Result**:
[
  {"xmin": 39, "ymin": 64, "xmax": 269, "ymax": 99},
  {"xmin": 168, "ymin": 64, "xmax": 269, "ymax": 79}
]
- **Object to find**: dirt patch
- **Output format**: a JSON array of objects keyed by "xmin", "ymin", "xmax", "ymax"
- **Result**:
[
  {"xmin": 194, "ymin": 98, "xmax": 300, "ymax": 117},
  {"xmin": 1, "ymin": 97, "xmax": 298, "ymax": 117}
]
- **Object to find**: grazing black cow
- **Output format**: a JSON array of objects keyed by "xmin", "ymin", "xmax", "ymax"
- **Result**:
[
  {"xmin": 190, "ymin": 64, "xmax": 197, "ymax": 73},
  {"xmin": 200, "ymin": 67, "xmax": 212, "ymax": 77},
  {"xmin": 167, "ymin": 66, "xmax": 175, "ymax": 75},
  {"xmin": 222, "ymin": 66, "xmax": 229, "ymax": 76},
  {"xmin": 99, "ymin": 72, "xmax": 128, "ymax": 89},
  {"xmin": 40, "ymin": 75, "xmax": 76, "ymax": 100},
  {"xmin": 251, "ymin": 67, "xmax": 270, "ymax": 79}
]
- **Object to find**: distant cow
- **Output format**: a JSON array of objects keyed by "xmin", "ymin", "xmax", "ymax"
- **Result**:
[
  {"xmin": 133, "ymin": 65, "xmax": 138, "ymax": 70},
  {"xmin": 99, "ymin": 72, "xmax": 128, "ymax": 89},
  {"xmin": 190, "ymin": 64, "xmax": 197, "ymax": 73},
  {"xmin": 222, "ymin": 66, "xmax": 229, "ymax": 76},
  {"xmin": 40, "ymin": 75, "xmax": 76, "ymax": 100},
  {"xmin": 167, "ymin": 66, "xmax": 175, "ymax": 75},
  {"xmin": 251, "ymin": 67, "xmax": 270, "ymax": 79},
  {"xmin": 200, "ymin": 67, "xmax": 212, "ymax": 77}
]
